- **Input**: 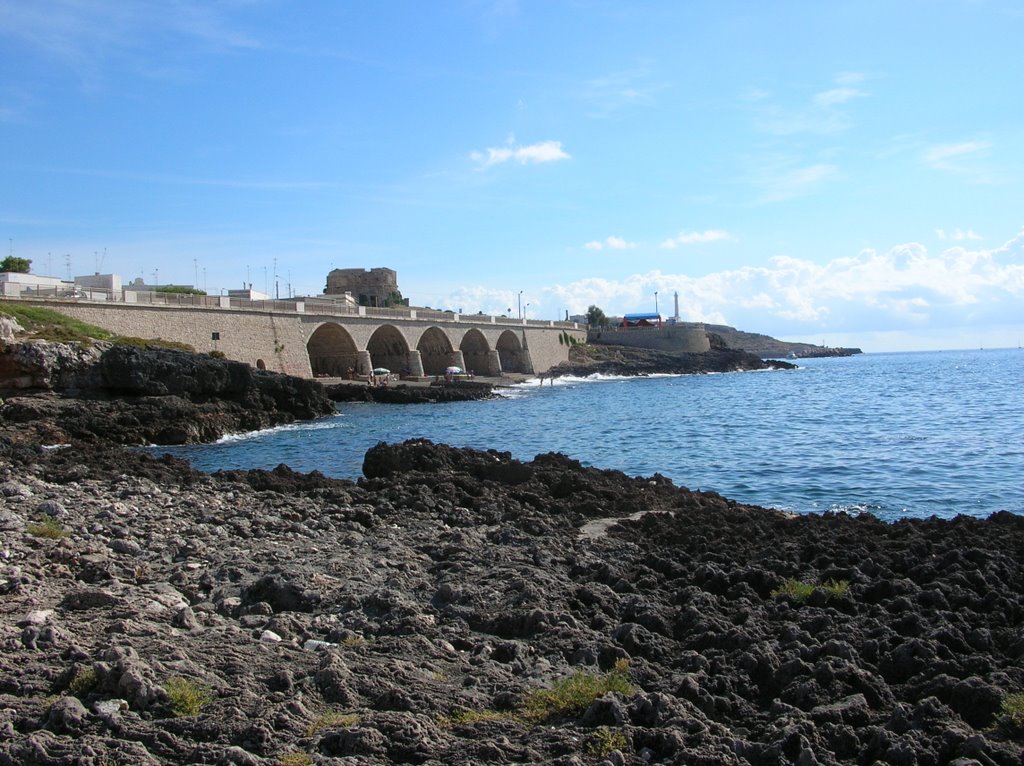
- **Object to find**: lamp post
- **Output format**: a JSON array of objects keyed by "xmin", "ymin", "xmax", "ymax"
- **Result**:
[
  {"xmin": 655, "ymin": 291, "xmax": 659, "ymax": 315},
  {"xmin": 525, "ymin": 302, "xmax": 530, "ymax": 320},
  {"xmin": 518, "ymin": 291, "xmax": 523, "ymax": 320}
]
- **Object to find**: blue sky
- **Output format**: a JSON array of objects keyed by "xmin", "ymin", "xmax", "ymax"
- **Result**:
[{"xmin": 1, "ymin": 0, "xmax": 1022, "ymax": 352}]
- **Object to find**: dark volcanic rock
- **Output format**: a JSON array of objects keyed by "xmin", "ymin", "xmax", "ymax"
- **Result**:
[
  {"xmin": 0, "ymin": 341, "xmax": 335, "ymax": 445},
  {"xmin": 552, "ymin": 341, "xmax": 796, "ymax": 378},
  {"xmin": 326, "ymin": 380, "xmax": 495, "ymax": 404},
  {"xmin": 1, "ymin": 437, "xmax": 1022, "ymax": 765}
]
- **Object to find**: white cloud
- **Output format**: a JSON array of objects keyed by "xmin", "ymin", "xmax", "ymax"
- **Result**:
[
  {"xmin": 471, "ymin": 139, "xmax": 570, "ymax": 168},
  {"xmin": 585, "ymin": 236, "xmax": 637, "ymax": 251},
  {"xmin": 756, "ymin": 163, "xmax": 839, "ymax": 203},
  {"xmin": 659, "ymin": 229, "xmax": 732, "ymax": 249},
  {"xmin": 538, "ymin": 230, "xmax": 1024, "ymax": 346},
  {"xmin": 814, "ymin": 87, "xmax": 863, "ymax": 107},
  {"xmin": 582, "ymin": 64, "xmax": 669, "ymax": 117},
  {"xmin": 936, "ymin": 228, "xmax": 983, "ymax": 241},
  {"xmin": 750, "ymin": 72, "xmax": 868, "ymax": 136},
  {"xmin": 923, "ymin": 141, "xmax": 992, "ymax": 180}
]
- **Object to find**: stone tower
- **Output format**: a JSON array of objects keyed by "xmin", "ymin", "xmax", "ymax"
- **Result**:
[{"xmin": 324, "ymin": 267, "xmax": 399, "ymax": 308}]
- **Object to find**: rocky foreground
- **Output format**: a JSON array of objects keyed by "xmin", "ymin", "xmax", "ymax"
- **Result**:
[{"xmin": 2, "ymin": 435, "xmax": 1023, "ymax": 765}]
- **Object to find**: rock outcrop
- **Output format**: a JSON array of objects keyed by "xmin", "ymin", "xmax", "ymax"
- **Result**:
[
  {"xmin": 551, "ymin": 341, "xmax": 797, "ymax": 378},
  {"xmin": 326, "ymin": 380, "xmax": 496, "ymax": 404},
  {"xmin": 0, "ymin": 341, "xmax": 336, "ymax": 445},
  {"xmin": 0, "ymin": 438, "xmax": 1021, "ymax": 765}
]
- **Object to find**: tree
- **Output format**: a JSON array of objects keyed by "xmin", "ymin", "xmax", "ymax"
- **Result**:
[
  {"xmin": 0, "ymin": 256, "xmax": 31, "ymax": 273},
  {"xmin": 586, "ymin": 305, "xmax": 608, "ymax": 328},
  {"xmin": 384, "ymin": 289, "xmax": 408, "ymax": 307}
]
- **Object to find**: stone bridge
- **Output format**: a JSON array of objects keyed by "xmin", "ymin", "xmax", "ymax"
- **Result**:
[{"xmin": 14, "ymin": 296, "xmax": 585, "ymax": 378}]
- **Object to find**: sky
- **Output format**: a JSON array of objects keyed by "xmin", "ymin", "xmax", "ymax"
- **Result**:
[{"xmin": 1, "ymin": 1, "xmax": 1022, "ymax": 352}]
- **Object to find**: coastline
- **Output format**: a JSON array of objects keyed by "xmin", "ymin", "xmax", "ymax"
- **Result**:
[
  {"xmin": 1, "ymin": 340, "xmax": 1023, "ymax": 764},
  {"xmin": 2, "ymin": 437, "xmax": 1023, "ymax": 764}
]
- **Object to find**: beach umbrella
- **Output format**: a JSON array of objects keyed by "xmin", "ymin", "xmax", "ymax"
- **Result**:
[
  {"xmin": 446, "ymin": 366, "xmax": 463, "ymax": 374},
  {"xmin": 372, "ymin": 367, "xmax": 390, "ymax": 375}
]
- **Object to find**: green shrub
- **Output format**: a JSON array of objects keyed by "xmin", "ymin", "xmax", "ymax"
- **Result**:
[
  {"xmin": 521, "ymin": 660, "xmax": 633, "ymax": 723},
  {"xmin": 27, "ymin": 514, "xmax": 69, "ymax": 539},
  {"xmin": 208, "ymin": 350, "xmax": 226, "ymax": 359},
  {"xmin": 164, "ymin": 676, "xmax": 213, "ymax": 717}
]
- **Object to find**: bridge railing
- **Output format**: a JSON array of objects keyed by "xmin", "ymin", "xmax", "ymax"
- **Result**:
[{"xmin": 1, "ymin": 284, "xmax": 582, "ymax": 329}]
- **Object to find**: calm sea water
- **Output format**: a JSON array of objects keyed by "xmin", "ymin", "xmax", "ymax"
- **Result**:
[{"xmin": 157, "ymin": 348, "xmax": 1024, "ymax": 521}]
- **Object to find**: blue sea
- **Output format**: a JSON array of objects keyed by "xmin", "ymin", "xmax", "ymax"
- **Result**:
[{"xmin": 158, "ymin": 348, "xmax": 1024, "ymax": 521}]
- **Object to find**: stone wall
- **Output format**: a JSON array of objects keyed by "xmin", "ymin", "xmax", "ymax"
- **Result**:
[
  {"xmin": 43, "ymin": 303, "xmax": 314, "ymax": 377},
  {"xmin": 31, "ymin": 301, "xmax": 585, "ymax": 378},
  {"xmin": 587, "ymin": 323, "xmax": 710, "ymax": 353}
]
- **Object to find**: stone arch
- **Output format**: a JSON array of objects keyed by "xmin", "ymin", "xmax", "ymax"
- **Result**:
[
  {"xmin": 307, "ymin": 323, "xmax": 359, "ymax": 378},
  {"xmin": 416, "ymin": 326, "xmax": 456, "ymax": 376},
  {"xmin": 367, "ymin": 324, "xmax": 411, "ymax": 374},
  {"xmin": 460, "ymin": 328, "xmax": 494, "ymax": 376},
  {"xmin": 496, "ymin": 329, "xmax": 531, "ymax": 374}
]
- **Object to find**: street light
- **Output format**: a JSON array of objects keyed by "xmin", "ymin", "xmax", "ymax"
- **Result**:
[
  {"xmin": 518, "ymin": 291, "xmax": 523, "ymax": 320},
  {"xmin": 525, "ymin": 302, "xmax": 530, "ymax": 319},
  {"xmin": 655, "ymin": 291, "xmax": 659, "ymax": 315}
]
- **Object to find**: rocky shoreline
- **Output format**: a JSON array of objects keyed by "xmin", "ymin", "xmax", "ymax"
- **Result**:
[
  {"xmin": 550, "ymin": 340, "xmax": 797, "ymax": 378},
  {"xmin": 1, "ymin": 340, "xmax": 1023, "ymax": 765}
]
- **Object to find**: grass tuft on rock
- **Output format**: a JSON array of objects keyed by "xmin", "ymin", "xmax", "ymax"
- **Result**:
[
  {"xmin": 771, "ymin": 578, "xmax": 850, "ymax": 602},
  {"xmin": 997, "ymin": 692, "xmax": 1024, "ymax": 732},
  {"xmin": 587, "ymin": 727, "xmax": 628, "ymax": 757},
  {"xmin": 69, "ymin": 667, "xmax": 98, "ymax": 695},
  {"xmin": 521, "ymin": 660, "xmax": 633, "ymax": 723},
  {"xmin": 164, "ymin": 676, "xmax": 213, "ymax": 717},
  {"xmin": 306, "ymin": 709, "xmax": 360, "ymax": 736},
  {"xmin": 27, "ymin": 514, "xmax": 70, "ymax": 539}
]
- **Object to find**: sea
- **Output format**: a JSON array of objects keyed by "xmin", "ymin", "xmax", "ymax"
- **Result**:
[{"xmin": 156, "ymin": 348, "xmax": 1024, "ymax": 522}]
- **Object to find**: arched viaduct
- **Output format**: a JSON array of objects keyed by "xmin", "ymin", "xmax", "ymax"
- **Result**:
[
  {"xmin": 304, "ymin": 319, "xmax": 539, "ymax": 377},
  {"xmin": 19, "ymin": 298, "xmax": 585, "ymax": 379}
]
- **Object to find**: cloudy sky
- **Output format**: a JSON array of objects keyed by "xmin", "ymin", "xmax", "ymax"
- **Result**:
[{"xmin": 1, "ymin": 0, "xmax": 1022, "ymax": 351}]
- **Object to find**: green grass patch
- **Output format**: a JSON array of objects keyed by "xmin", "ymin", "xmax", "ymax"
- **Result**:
[
  {"xmin": 27, "ymin": 514, "xmax": 70, "ymax": 539},
  {"xmin": 771, "ymin": 578, "xmax": 850, "ymax": 603},
  {"xmin": 0, "ymin": 302, "xmax": 113, "ymax": 344},
  {"xmin": 69, "ymin": 667, "xmax": 97, "ymax": 695},
  {"xmin": 438, "ymin": 709, "xmax": 511, "ymax": 728},
  {"xmin": 305, "ymin": 710, "xmax": 360, "ymax": 736},
  {"xmin": 587, "ymin": 727, "xmax": 628, "ymax": 757},
  {"xmin": 278, "ymin": 753, "xmax": 313, "ymax": 766},
  {"xmin": 998, "ymin": 692, "xmax": 1024, "ymax": 731},
  {"xmin": 110, "ymin": 335, "xmax": 194, "ymax": 352},
  {"xmin": 820, "ymin": 578, "xmax": 850, "ymax": 598},
  {"xmin": 520, "ymin": 660, "xmax": 633, "ymax": 723},
  {"xmin": 164, "ymin": 676, "xmax": 213, "ymax": 717}
]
